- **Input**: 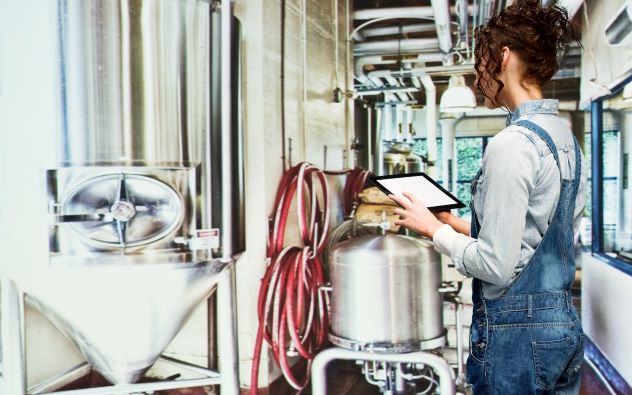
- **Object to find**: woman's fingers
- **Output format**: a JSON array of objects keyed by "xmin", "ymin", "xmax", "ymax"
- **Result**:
[{"xmin": 402, "ymin": 191, "xmax": 420, "ymax": 204}]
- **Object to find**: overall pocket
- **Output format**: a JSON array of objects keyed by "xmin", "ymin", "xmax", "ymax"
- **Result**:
[{"xmin": 532, "ymin": 333, "xmax": 583, "ymax": 391}]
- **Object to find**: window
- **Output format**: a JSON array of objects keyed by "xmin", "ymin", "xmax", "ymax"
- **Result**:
[
  {"xmin": 413, "ymin": 136, "xmax": 491, "ymax": 219},
  {"xmin": 592, "ymin": 83, "xmax": 632, "ymax": 262},
  {"xmin": 412, "ymin": 137, "xmax": 443, "ymax": 184},
  {"xmin": 456, "ymin": 137, "xmax": 487, "ymax": 218}
]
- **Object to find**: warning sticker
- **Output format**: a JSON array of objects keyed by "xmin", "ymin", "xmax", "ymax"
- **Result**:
[{"xmin": 188, "ymin": 228, "xmax": 220, "ymax": 250}]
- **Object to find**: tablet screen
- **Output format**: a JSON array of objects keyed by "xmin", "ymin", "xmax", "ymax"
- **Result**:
[{"xmin": 369, "ymin": 172, "xmax": 465, "ymax": 211}]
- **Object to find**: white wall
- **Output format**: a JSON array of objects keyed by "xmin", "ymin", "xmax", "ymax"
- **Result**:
[
  {"xmin": 581, "ymin": 253, "xmax": 632, "ymax": 386},
  {"xmin": 234, "ymin": 0, "xmax": 352, "ymax": 388}
]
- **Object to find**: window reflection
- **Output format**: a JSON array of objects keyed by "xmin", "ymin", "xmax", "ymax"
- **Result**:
[{"xmin": 599, "ymin": 87, "xmax": 632, "ymax": 261}]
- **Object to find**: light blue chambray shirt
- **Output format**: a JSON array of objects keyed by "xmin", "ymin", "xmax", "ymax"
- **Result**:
[{"xmin": 450, "ymin": 99, "xmax": 587, "ymax": 299}]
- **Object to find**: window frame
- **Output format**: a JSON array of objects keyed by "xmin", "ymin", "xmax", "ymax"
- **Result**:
[{"xmin": 590, "ymin": 77, "xmax": 632, "ymax": 277}]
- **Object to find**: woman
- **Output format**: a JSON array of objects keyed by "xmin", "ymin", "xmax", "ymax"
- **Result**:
[{"xmin": 389, "ymin": 1, "xmax": 587, "ymax": 394}]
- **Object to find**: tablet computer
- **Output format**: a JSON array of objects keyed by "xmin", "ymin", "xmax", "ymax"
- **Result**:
[{"xmin": 368, "ymin": 172, "xmax": 466, "ymax": 212}]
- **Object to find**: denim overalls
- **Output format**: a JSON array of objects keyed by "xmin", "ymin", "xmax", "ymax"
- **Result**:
[{"xmin": 465, "ymin": 120, "xmax": 584, "ymax": 395}]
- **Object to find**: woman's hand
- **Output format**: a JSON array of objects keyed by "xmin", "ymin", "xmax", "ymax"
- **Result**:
[
  {"xmin": 434, "ymin": 210, "xmax": 453, "ymax": 224},
  {"xmin": 389, "ymin": 192, "xmax": 444, "ymax": 238}
]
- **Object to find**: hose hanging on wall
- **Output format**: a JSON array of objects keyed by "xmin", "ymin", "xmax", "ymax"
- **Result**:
[
  {"xmin": 251, "ymin": 162, "xmax": 331, "ymax": 393},
  {"xmin": 324, "ymin": 166, "xmax": 372, "ymax": 217}
]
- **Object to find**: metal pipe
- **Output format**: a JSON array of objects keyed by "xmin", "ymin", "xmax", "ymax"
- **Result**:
[
  {"xmin": 217, "ymin": 262, "xmax": 239, "ymax": 395},
  {"xmin": 455, "ymin": 302, "xmax": 465, "ymax": 385},
  {"xmin": 430, "ymin": 0, "xmax": 453, "ymax": 63},
  {"xmin": 456, "ymin": 0, "xmax": 469, "ymax": 56},
  {"xmin": 28, "ymin": 363, "xmax": 92, "ymax": 395},
  {"xmin": 221, "ymin": 0, "xmax": 234, "ymax": 258},
  {"xmin": 421, "ymin": 76, "xmax": 438, "ymax": 179},
  {"xmin": 1, "ymin": 277, "xmax": 26, "ymax": 395},
  {"xmin": 359, "ymin": 23, "xmax": 436, "ymax": 39},
  {"xmin": 36, "ymin": 378, "xmax": 223, "ymax": 395},
  {"xmin": 301, "ymin": 0, "xmax": 308, "ymax": 161},
  {"xmin": 353, "ymin": 38, "xmax": 439, "ymax": 56},
  {"xmin": 345, "ymin": 0, "xmax": 353, "ymax": 168},
  {"xmin": 158, "ymin": 356, "xmax": 221, "ymax": 379},
  {"xmin": 354, "ymin": 5, "xmax": 476, "ymax": 20},
  {"xmin": 310, "ymin": 347, "xmax": 455, "ymax": 395},
  {"xmin": 365, "ymin": 64, "xmax": 474, "ymax": 80},
  {"xmin": 354, "ymin": 53, "xmax": 444, "ymax": 84},
  {"xmin": 542, "ymin": 0, "xmax": 584, "ymax": 19},
  {"xmin": 354, "ymin": 7, "xmax": 434, "ymax": 20}
]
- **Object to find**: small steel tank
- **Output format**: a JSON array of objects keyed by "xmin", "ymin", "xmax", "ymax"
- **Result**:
[{"xmin": 329, "ymin": 234, "xmax": 444, "ymax": 352}]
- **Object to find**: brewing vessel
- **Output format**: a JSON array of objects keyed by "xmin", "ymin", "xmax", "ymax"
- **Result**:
[{"xmin": 329, "ymin": 234, "xmax": 444, "ymax": 352}]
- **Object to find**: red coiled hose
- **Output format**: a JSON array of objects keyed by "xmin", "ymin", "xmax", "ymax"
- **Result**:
[
  {"xmin": 251, "ymin": 162, "xmax": 330, "ymax": 393},
  {"xmin": 324, "ymin": 167, "xmax": 371, "ymax": 216}
]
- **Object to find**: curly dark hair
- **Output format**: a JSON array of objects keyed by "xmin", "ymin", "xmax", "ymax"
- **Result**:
[{"xmin": 474, "ymin": 0, "xmax": 576, "ymax": 107}]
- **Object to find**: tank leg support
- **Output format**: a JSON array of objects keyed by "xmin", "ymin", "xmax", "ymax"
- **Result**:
[
  {"xmin": 217, "ymin": 261, "xmax": 240, "ymax": 395},
  {"xmin": 310, "ymin": 347, "xmax": 456, "ymax": 395},
  {"xmin": 0, "ymin": 276, "xmax": 27, "ymax": 395}
]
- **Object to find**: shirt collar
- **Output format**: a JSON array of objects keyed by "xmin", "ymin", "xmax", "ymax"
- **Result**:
[{"xmin": 506, "ymin": 99, "xmax": 559, "ymax": 126}]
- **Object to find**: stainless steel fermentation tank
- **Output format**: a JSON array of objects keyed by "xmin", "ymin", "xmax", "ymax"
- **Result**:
[
  {"xmin": 312, "ymin": 234, "xmax": 454, "ymax": 395},
  {"xmin": 0, "ymin": 0, "xmax": 243, "ymax": 394},
  {"xmin": 329, "ymin": 234, "xmax": 444, "ymax": 352}
]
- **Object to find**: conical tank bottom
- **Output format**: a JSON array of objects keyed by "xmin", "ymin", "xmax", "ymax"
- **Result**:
[{"xmin": 22, "ymin": 261, "xmax": 227, "ymax": 385}]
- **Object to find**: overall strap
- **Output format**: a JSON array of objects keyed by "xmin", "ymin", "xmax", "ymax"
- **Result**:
[
  {"xmin": 514, "ymin": 119, "xmax": 582, "ymax": 189},
  {"xmin": 571, "ymin": 135, "xmax": 582, "ymax": 195},
  {"xmin": 470, "ymin": 169, "xmax": 482, "ymax": 239},
  {"xmin": 514, "ymin": 120, "xmax": 561, "ymax": 171}
]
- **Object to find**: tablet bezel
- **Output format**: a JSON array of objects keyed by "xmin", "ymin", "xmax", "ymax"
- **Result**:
[{"xmin": 368, "ymin": 172, "xmax": 466, "ymax": 212}]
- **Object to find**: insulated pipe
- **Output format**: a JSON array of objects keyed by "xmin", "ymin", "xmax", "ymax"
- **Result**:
[
  {"xmin": 430, "ymin": 0, "xmax": 453, "ymax": 63},
  {"xmin": 542, "ymin": 0, "xmax": 584, "ymax": 19},
  {"xmin": 421, "ymin": 76, "xmax": 438, "ymax": 179},
  {"xmin": 353, "ymin": 38, "xmax": 439, "ymax": 56},
  {"xmin": 365, "ymin": 64, "xmax": 474, "ymax": 80},
  {"xmin": 384, "ymin": 76, "xmax": 410, "ymax": 103},
  {"xmin": 354, "ymin": 53, "xmax": 444, "ymax": 83},
  {"xmin": 220, "ymin": 0, "xmax": 234, "ymax": 258},
  {"xmin": 310, "ymin": 347, "xmax": 456, "ymax": 395},
  {"xmin": 355, "ymin": 23, "xmax": 437, "ymax": 41},
  {"xmin": 353, "ymin": 5, "xmax": 475, "ymax": 20},
  {"xmin": 354, "ymin": 6, "xmax": 434, "ymax": 20}
]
